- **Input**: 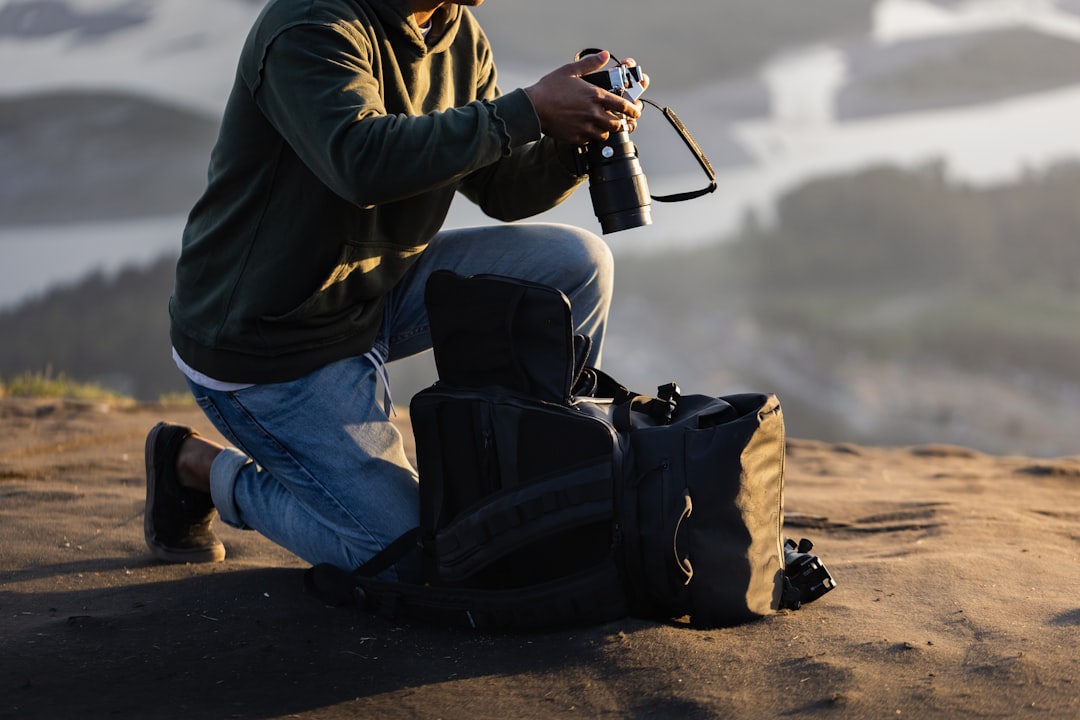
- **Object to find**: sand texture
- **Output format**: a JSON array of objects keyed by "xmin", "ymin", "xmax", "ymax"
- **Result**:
[{"xmin": 1, "ymin": 398, "xmax": 1078, "ymax": 719}]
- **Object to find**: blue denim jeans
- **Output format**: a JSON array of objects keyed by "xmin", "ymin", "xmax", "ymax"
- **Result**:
[{"xmin": 188, "ymin": 223, "xmax": 613, "ymax": 580}]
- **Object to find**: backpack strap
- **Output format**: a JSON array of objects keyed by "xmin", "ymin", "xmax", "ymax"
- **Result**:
[
  {"xmin": 579, "ymin": 368, "xmax": 679, "ymax": 428},
  {"xmin": 578, "ymin": 367, "xmax": 636, "ymax": 402},
  {"xmin": 304, "ymin": 527, "xmax": 423, "ymax": 606},
  {"xmin": 431, "ymin": 459, "xmax": 613, "ymax": 582},
  {"xmin": 354, "ymin": 562, "xmax": 628, "ymax": 631},
  {"xmin": 306, "ymin": 549, "xmax": 628, "ymax": 631}
]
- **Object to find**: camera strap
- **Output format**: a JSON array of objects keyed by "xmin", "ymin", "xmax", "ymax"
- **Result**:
[
  {"xmin": 575, "ymin": 49, "xmax": 717, "ymax": 204},
  {"xmin": 641, "ymin": 98, "xmax": 717, "ymax": 203}
]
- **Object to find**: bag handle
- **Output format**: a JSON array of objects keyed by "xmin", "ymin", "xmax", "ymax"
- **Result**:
[{"xmin": 674, "ymin": 489, "xmax": 694, "ymax": 586}]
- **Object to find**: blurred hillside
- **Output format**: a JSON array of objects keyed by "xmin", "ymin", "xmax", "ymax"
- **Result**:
[
  {"xmin": 4, "ymin": 1, "xmax": 1080, "ymax": 456},
  {"xmin": 4, "ymin": 161, "xmax": 1080, "ymax": 456},
  {"xmin": 838, "ymin": 27, "xmax": 1080, "ymax": 117},
  {"xmin": 608, "ymin": 160, "xmax": 1080, "ymax": 456},
  {"xmin": 0, "ymin": 91, "xmax": 218, "ymax": 225}
]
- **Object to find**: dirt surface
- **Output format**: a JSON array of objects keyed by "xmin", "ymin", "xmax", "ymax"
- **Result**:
[{"xmin": 1, "ymin": 398, "xmax": 1079, "ymax": 719}]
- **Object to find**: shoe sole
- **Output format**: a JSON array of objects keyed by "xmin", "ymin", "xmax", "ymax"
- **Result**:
[{"xmin": 144, "ymin": 422, "xmax": 226, "ymax": 563}]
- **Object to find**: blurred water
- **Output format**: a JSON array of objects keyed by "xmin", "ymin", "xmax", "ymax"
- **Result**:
[
  {"xmin": 0, "ymin": 215, "xmax": 185, "ymax": 309},
  {"xmin": 874, "ymin": 0, "xmax": 1080, "ymax": 43},
  {"xmin": 4, "ymin": 0, "xmax": 1080, "ymax": 308},
  {"xmin": 5, "ymin": 68, "xmax": 1080, "ymax": 310}
]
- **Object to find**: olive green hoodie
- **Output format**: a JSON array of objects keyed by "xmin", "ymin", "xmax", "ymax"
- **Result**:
[{"xmin": 171, "ymin": 0, "xmax": 584, "ymax": 384}]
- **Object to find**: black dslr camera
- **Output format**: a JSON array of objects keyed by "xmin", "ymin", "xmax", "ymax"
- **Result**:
[
  {"xmin": 578, "ymin": 58, "xmax": 651, "ymax": 234},
  {"xmin": 575, "ymin": 51, "xmax": 717, "ymax": 235}
]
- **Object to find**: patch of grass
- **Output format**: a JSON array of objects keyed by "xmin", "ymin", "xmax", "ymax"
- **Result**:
[
  {"xmin": 154, "ymin": 391, "xmax": 195, "ymax": 407},
  {"xmin": 0, "ymin": 369, "xmax": 136, "ymax": 406}
]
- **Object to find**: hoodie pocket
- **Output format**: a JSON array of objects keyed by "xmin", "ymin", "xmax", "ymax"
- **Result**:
[{"xmin": 256, "ymin": 242, "xmax": 421, "ymax": 350}]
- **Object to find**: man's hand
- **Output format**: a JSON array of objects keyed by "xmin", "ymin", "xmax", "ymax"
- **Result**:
[{"xmin": 524, "ymin": 51, "xmax": 645, "ymax": 146}]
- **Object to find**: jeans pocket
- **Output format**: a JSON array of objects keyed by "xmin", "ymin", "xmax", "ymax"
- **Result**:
[{"xmin": 193, "ymin": 393, "xmax": 245, "ymax": 452}]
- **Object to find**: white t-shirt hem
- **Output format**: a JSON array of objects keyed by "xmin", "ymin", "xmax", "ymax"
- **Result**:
[{"xmin": 172, "ymin": 347, "xmax": 255, "ymax": 392}]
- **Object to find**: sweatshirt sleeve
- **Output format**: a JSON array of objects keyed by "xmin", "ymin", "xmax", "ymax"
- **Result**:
[
  {"xmin": 246, "ymin": 22, "xmax": 541, "ymax": 208},
  {"xmin": 455, "ymin": 42, "xmax": 587, "ymax": 221},
  {"xmin": 457, "ymin": 130, "xmax": 587, "ymax": 222}
]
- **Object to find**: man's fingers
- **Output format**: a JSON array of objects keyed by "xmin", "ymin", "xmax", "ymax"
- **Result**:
[
  {"xmin": 568, "ymin": 50, "xmax": 610, "ymax": 77},
  {"xmin": 525, "ymin": 50, "xmax": 645, "ymax": 144},
  {"xmin": 572, "ymin": 53, "xmax": 642, "ymax": 119},
  {"xmin": 601, "ymin": 92, "xmax": 640, "ymax": 119}
]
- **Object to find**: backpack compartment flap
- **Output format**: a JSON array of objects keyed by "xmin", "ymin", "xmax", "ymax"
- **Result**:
[{"xmin": 424, "ymin": 271, "xmax": 578, "ymax": 403}]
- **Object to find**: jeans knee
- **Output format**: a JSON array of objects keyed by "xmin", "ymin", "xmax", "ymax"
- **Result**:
[
  {"xmin": 552, "ymin": 224, "xmax": 614, "ymax": 301},
  {"xmin": 584, "ymin": 230, "xmax": 615, "ymax": 294}
]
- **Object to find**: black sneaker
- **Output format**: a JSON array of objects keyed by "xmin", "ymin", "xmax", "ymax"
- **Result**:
[{"xmin": 144, "ymin": 422, "xmax": 226, "ymax": 563}]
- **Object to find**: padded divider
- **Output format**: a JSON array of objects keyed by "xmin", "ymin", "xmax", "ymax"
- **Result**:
[{"xmin": 425, "ymin": 271, "xmax": 577, "ymax": 403}]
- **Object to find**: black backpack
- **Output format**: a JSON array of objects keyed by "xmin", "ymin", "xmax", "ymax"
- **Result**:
[{"xmin": 306, "ymin": 271, "xmax": 834, "ymax": 629}]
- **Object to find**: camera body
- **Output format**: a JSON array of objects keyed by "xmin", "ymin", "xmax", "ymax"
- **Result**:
[
  {"xmin": 583, "ymin": 64, "xmax": 646, "ymax": 103},
  {"xmin": 578, "ymin": 63, "xmax": 651, "ymax": 234}
]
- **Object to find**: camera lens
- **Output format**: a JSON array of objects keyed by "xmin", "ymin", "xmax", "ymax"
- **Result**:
[{"xmin": 586, "ymin": 127, "xmax": 652, "ymax": 234}]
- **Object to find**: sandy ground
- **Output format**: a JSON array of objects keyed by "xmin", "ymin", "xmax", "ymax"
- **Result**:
[{"xmin": 1, "ymin": 397, "xmax": 1078, "ymax": 719}]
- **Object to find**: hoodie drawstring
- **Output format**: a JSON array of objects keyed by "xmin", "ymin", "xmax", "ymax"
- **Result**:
[{"xmin": 364, "ymin": 347, "xmax": 396, "ymax": 417}]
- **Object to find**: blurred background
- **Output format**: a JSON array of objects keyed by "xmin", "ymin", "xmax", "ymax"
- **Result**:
[{"xmin": 3, "ymin": 0, "xmax": 1080, "ymax": 456}]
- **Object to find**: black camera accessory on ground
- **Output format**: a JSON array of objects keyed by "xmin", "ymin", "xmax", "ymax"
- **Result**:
[
  {"xmin": 782, "ymin": 538, "xmax": 837, "ymax": 609},
  {"xmin": 306, "ymin": 272, "xmax": 836, "ymax": 630},
  {"xmin": 574, "ymin": 49, "xmax": 718, "ymax": 234}
]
